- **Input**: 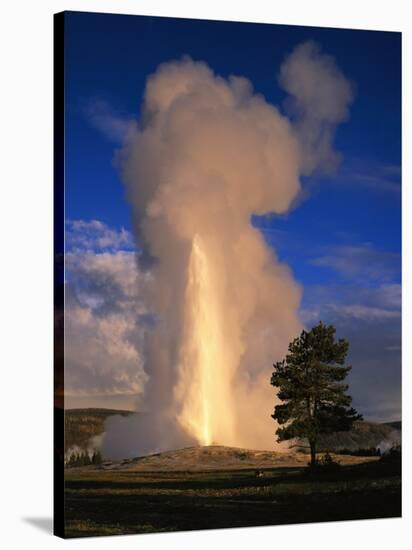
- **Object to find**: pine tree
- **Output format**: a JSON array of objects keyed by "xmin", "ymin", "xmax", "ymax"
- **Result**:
[
  {"xmin": 271, "ymin": 321, "xmax": 362, "ymax": 466},
  {"xmin": 92, "ymin": 450, "xmax": 102, "ymax": 465}
]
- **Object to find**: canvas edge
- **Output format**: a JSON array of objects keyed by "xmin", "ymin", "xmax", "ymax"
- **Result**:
[{"xmin": 53, "ymin": 10, "xmax": 66, "ymax": 539}]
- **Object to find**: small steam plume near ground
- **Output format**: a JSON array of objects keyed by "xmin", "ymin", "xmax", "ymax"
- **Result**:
[
  {"xmin": 101, "ymin": 42, "xmax": 353, "ymax": 459},
  {"xmin": 376, "ymin": 430, "xmax": 401, "ymax": 455},
  {"xmin": 65, "ymin": 434, "xmax": 104, "ymax": 464}
]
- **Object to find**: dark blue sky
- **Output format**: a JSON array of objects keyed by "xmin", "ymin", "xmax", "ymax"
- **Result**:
[
  {"xmin": 65, "ymin": 11, "xmax": 401, "ymax": 282},
  {"xmin": 64, "ymin": 11, "xmax": 401, "ymax": 420}
]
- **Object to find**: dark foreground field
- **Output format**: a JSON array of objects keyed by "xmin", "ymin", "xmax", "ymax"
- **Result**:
[{"xmin": 64, "ymin": 456, "xmax": 401, "ymax": 537}]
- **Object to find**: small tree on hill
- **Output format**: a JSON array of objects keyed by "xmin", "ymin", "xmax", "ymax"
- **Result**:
[
  {"xmin": 271, "ymin": 321, "xmax": 362, "ymax": 466},
  {"xmin": 92, "ymin": 450, "xmax": 102, "ymax": 465}
]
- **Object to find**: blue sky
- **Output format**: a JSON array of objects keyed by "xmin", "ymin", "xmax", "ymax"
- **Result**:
[{"xmin": 64, "ymin": 12, "xmax": 401, "ymax": 421}]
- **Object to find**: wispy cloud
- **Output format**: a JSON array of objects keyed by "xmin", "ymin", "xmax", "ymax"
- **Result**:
[
  {"xmin": 301, "ymin": 282, "xmax": 401, "ymax": 319},
  {"xmin": 310, "ymin": 244, "xmax": 400, "ymax": 283},
  {"xmin": 66, "ymin": 219, "xmax": 135, "ymax": 253},
  {"xmin": 334, "ymin": 158, "xmax": 401, "ymax": 195},
  {"xmin": 85, "ymin": 99, "xmax": 137, "ymax": 143},
  {"xmin": 300, "ymin": 282, "xmax": 401, "ymax": 421},
  {"xmin": 347, "ymin": 172, "xmax": 400, "ymax": 194},
  {"xmin": 300, "ymin": 281, "xmax": 401, "ymax": 421}
]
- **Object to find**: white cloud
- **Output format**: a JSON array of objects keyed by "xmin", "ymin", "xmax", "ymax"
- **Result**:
[
  {"xmin": 65, "ymin": 303, "xmax": 147, "ymax": 397},
  {"xmin": 331, "ymin": 303, "xmax": 400, "ymax": 321},
  {"xmin": 65, "ymin": 220, "xmax": 149, "ymax": 401},
  {"xmin": 85, "ymin": 99, "xmax": 137, "ymax": 143},
  {"xmin": 347, "ymin": 172, "xmax": 401, "ymax": 194},
  {"xmin": 301, "ymin": 283, "xmax": 401, "ymax": 324},
  {"xmin": 333, "ymin": 159, "xmax": 401, "ymax": 195},
  {"xmin": 299, "ymin": 282, "xmax": 401, "ymax": 422},
  {"xmin": 66, "ymin": 219, "xmax": 135, "ymax": 252},
  {"xmin": 310, "ymin": 244, "xmax": 400, "ymax": 283}
]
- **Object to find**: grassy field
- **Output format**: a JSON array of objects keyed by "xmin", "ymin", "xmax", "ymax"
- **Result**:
[{"xmin": 64, "ymin": 457, "xmax": 401, "ymax": 537}]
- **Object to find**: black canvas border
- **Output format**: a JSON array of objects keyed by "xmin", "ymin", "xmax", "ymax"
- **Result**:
[{"xmin": 53, "ymin": 11, "xmax": 65, "ymax": 539}]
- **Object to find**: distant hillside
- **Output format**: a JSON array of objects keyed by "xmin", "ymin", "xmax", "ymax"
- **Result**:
[
  {"xmin": 316, "ymin": 421, "xmax": 400, "ymax": 453},
  {"xmin": 384, "ymin": 421, "xmax": 401, "ymax": 431},
  {"xmin": 66, "ymin": 407, "xmax": 134, "ymax": 419},
  {"xmin": 64, "ymin": 409, "xmax": 401, "ymax": 459},
  {"xmin": 65, "ymin": 408, "xmax": 135, "ymax": 452}
]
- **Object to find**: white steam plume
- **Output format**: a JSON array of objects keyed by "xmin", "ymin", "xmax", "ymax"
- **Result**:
[
  {"xmin": 102, "ymin": 42, "xmax": 353, "ymax": 458},
  {"xmin": 279, "ymin": 41, "xmax": 353, "ymax": 174}
]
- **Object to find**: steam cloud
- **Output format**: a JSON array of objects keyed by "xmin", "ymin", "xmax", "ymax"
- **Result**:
[
  {"xmin": 102, "ymin": 42, "xmax": 353, "ymax": 458},
  {"xmin": 279, "ymin": 41, "xmax": 353, "ymax": 174}
]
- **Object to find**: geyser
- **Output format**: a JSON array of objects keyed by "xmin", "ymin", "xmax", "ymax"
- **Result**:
[
  {"xmin": 176, "ymin": 235, "xmax": 236, "ymax": 446},
  {"xmin": 102, "ymin": 43, "xmax": 353, "ymax": 458}
]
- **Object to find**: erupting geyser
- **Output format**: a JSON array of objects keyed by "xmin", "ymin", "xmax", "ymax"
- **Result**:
[
  {"xmin": 102, "ymin": 42, "xmax": 352, "ymax": 458},
  {"xmin": 176, "ymin": 235, "xmax": 236, "ymax": 446}
]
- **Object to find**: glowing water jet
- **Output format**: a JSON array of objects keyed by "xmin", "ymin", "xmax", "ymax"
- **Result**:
[{"xmin": 175, "ymin": 235, "xmax": 236, "ymax": 446}]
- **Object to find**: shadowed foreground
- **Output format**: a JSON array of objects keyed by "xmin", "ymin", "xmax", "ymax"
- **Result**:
[{"xmin": 64, "ymin": 450, "xmax": 401, "ymax": 537}]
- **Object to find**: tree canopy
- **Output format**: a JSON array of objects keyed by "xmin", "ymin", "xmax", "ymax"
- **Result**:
[{"xmin": 271, "ymin": 321, "xmax": 362, "ymax": 465}]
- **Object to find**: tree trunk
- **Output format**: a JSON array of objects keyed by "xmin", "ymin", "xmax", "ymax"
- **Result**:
[{"xmin": 309, "ymin": 440, "xmax": 317, "ymax": 466}]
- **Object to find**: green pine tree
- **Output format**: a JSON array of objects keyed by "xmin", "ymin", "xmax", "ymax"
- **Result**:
[{"xmin": 271, "ymin": 321, "xmax": 362, "ymax": 466}]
